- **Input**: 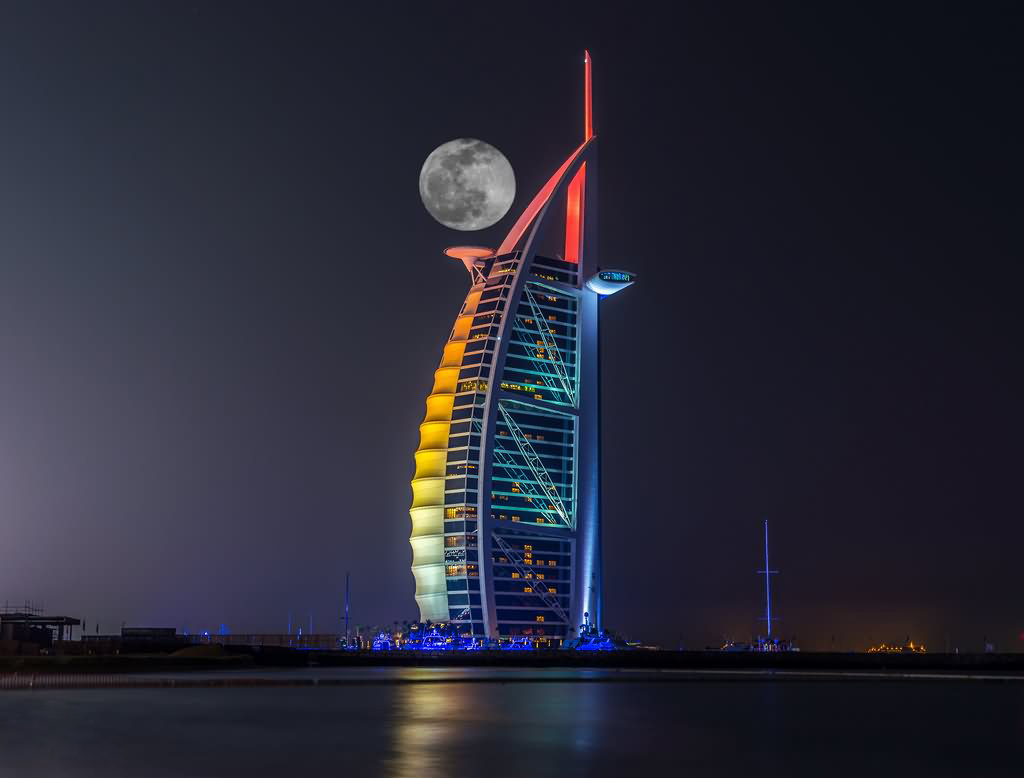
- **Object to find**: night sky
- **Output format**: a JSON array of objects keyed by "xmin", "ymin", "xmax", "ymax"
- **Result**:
[{"xmin": 1, "ymin": 2, "xmax": 1020, "ymax": 651}]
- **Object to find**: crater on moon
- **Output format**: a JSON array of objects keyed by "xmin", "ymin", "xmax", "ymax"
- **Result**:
[{"xmin": 419, "ymin": 138, "xmax": 515, "ymax": 231}]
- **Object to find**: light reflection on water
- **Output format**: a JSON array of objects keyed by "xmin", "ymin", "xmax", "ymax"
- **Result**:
[
  {"xmin": 0, "ymin": 668, "xmax": 1022, "ymax": 777},
  {"xmin": 386, "ymin": 672, "xmax": 608, "ymax": 778},
  {"xmin": 388, "ymin": 679, "xmax": 476, "ymax": 777}
]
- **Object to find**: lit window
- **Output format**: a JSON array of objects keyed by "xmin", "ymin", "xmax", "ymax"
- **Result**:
[
  {"xmin": 536, "ymin": 573, "xmax": 545, "ymax": 580},
  {"xmin": 548, "ymin": 588, "xmax": 557, "ymax": 594},
  {"xmin": 523, "ymin": 587, "xmax": 532, "ymax": 593},
  {"xmin": 548, "ymin": 560, "xmax": 556, "ymax": 567},
  {"xmin": 536, "ymin": 615, "xmax": 545, "ymax": 622},
  {"xmin": 511, "ymin": 572, "xmax": 520, "ymax": 579},
  {"xmin": 523, "ymin": 545, "xmax": 533, "ymax": 551}
]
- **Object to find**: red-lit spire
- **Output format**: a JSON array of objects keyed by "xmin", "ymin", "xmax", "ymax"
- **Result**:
[
  {"xmin": 496, "ymin": 52, "xmax": 595, "ymax": 260},
  {"xmin": 584, "ymin": 49, "xmax": 593, "ymax": 140},
  {"xmin": 564, "ymin": 51, "xmax": 591, "ymax": 264}
]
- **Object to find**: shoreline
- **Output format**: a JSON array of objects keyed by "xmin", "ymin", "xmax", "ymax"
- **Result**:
[
  {"xmin": 4, "ymin": 666, "xmax": 1024, "ymax": 691},
  {"xmin": 2, "ymin": 648, "xmax": 1024, "ymax": 688}
]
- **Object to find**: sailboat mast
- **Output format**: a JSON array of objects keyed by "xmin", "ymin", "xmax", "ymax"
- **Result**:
[
  {"xmin": 763, "ymin": 519, "xmax": 772, "ymax": 636},
  {"xmin": 757, "ymin": 518, "xmax": 778, "ymax": 638}
]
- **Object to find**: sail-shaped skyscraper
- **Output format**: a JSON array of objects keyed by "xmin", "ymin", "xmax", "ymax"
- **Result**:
[{"xmin": 409, "ymin": 53, "xmax": 635, "ymax": 644}]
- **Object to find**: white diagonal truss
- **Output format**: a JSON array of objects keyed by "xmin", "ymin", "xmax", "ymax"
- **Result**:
[
  {"xmin": 513, "ymin": 319, "xmax": 561, "ymax": 395},
  {"xmin": 474, "ymin": 419, "xmax": 566, "ymax": 528},
  {"xmin": 521, "ymin": 284, "xmax": 576, "ymax": 406},
  {"xmin": 492, "ymin": 533, "xmax": 569, "ymax": 624},
  {"xmin": 497, "ymin": 403, "xmax": 572, "ymax": 530},
  {"xmin": 492, "ymin": 445, "xmax": 566, "ymax": 527}
]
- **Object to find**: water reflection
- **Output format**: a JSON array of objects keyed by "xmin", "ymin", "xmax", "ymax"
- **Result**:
[
  {"xmin": 385, "ymin": 669, "xmax": 609, "ymax": 778},
  {"xmin": 387, "ymin": 675, "xmax": 477, "ymax": 778},
  {"xmin": 1, "ymin": 672, "xmax": 1021, "ymax": 777}
]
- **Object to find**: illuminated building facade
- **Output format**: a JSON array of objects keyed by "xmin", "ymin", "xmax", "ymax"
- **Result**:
[{"xmin": 409, "ymin": 53, "xmax": 635, "ymax": 643}]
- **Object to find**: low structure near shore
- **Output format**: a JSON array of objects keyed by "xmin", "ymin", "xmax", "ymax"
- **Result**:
[{"xmin": 0, "ymin": 607, "xmax": 81, "ymax": 656}]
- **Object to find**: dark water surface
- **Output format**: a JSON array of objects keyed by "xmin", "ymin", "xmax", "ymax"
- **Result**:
[{"xmin": 1, "ymin": 668, "xmax": 1022, "ymax": 777}]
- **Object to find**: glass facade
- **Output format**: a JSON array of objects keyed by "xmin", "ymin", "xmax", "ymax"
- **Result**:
[
  {"xmin": 412, "ymin": 251, "xmax": 589, "ymax": 642},
  {"xmin": 409, "ymin": 51, "xmax": 614, "ymax": 644}
]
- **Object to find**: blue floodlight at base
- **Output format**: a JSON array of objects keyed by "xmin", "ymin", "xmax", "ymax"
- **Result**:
[{"xmin": 501, "ymin": 637, "xmax": 534, "ymax": 651}]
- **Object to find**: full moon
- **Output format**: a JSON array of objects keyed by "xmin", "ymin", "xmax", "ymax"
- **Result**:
[{"xmin": 419, "ymin": 138, "xmax": 515, "ymax": 231}]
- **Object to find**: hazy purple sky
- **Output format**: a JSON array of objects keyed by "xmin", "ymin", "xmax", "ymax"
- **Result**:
[{"xmin": 0, "ymin": 2, "xmax": 1020, "ymax": 650}]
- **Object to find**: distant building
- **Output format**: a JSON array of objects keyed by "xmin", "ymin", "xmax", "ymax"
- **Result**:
[
  {"xmin": 0, "ymin": 609, "xmax": 80, "ymax": 652},
  {"xmin": 408, "ymin": 53, "xmax": 636, "ymax": 643}
]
